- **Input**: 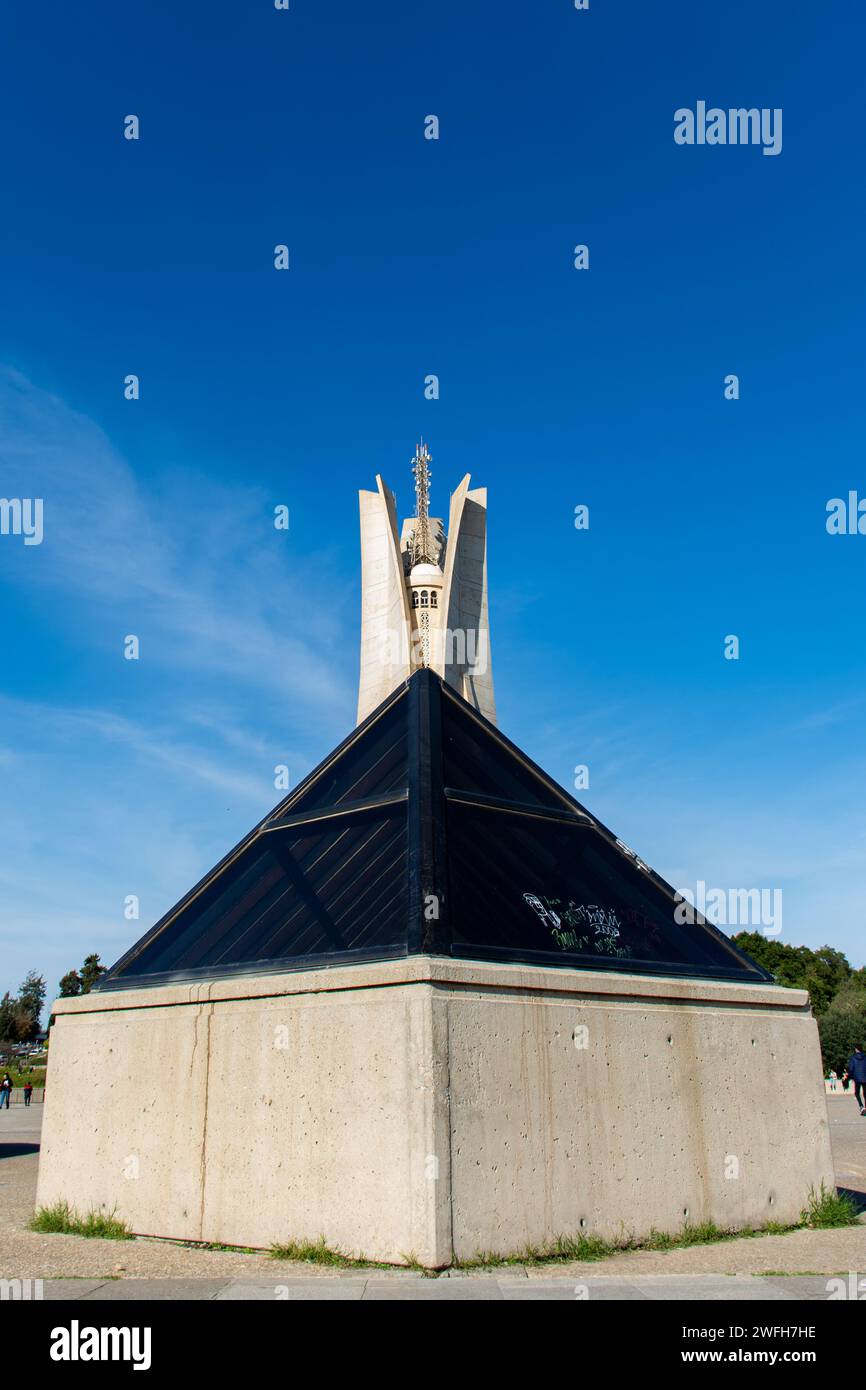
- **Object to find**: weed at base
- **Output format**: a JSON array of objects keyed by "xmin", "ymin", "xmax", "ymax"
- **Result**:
[
  {"xmin": 454, "ymin": 1192, "xmax": 861, "ymax": 1272},
  {"xmin": 269, "ymin": 1236, "xmax": 347, "ymax": 1266},
  {"xmin": 29, "ymin": 1201, "xmax": 133, "ymax": 1241},
  {"xmin": 800, "ymin": 1182, "xmax": 860, "ymax": 1229},
  {"xmin": 268, "ymin": 1236, "xmax": 397, "ymax": 1271}
]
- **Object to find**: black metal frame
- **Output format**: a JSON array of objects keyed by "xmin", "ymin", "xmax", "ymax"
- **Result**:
[{"xmin": 96, "ymin": 668, "xmax": 773, "ymax": 990}]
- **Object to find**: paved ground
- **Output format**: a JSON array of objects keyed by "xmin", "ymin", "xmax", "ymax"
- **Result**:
[
  {"xmin": 1, "ymin": 1098, "xmax": 864, "ymax": 1299},
  {"xmin": 28, "ymin": 1273, "xmax": 862, "ymax": 1300}
]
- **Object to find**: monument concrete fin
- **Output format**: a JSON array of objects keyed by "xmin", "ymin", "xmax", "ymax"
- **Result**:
[
  {"xmin": 357, "ymin": 475, "xmax": 413, "ymax": 725},
  {"xmin": 356, "ymin": 446, "xmax": 496, "ymax": 727}
]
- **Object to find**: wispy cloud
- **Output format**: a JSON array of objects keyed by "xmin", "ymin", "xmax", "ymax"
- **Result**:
[
  {"xmin": 0, "ymin": 369, "xmax": 360, "ymax": 994},
  {"xmin": 0, "ymin": 365, "xmax": 353, "ymax": 720}
]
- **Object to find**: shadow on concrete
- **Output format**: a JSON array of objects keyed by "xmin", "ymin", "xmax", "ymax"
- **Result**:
[
  {"xmin": 0, "ymin": 1142, "xmax": 40, "ymax": 1160},
  {"xmin": 838, "ymin": 1185, "xmax": 866, "ymax": 1215}
]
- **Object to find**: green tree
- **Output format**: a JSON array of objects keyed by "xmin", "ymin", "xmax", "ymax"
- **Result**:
[
  {"xmin": 79, "ymin": 954, "xmax": 106, "ymax": 993},
  {"xmin": 731, "ymin": 933, "xmax": 806, "ymax": 986},
  {"xmin": 818, "ymin": 1004, "xmax": 866, "ymax": 1078},
  {"xmin": 803, "ymin": 947, "xmax": 851, "ymax": 1015},
  {"xmin": 0, "ymin": 992, "xmax": 31, "ymax": 1046},
  {"xmin": 826, "ymin": 978, "xmax": 866, "ymax": 1015},
  {"xmin": 17, "ymin": 971, "xmax": 46, "ymax": 1039},
  {"xmin": 732, "ymin": 934, "xmax": 852, "ymax": 1015},
  {"xmin": 57, "ymin": 953, "xmax": 107, "ymax": 1000}
]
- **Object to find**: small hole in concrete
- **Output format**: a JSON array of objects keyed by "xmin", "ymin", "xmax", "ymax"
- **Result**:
[
  {"xmin": 579, "ymin": 1218, "xmax": 587, "ymax": 1229},
  {"xmin": 667, "ymin": 1035, "xmax": 673, "ymax": 1045}
]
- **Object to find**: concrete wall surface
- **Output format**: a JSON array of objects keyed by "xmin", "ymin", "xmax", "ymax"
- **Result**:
[{"xmin": 37, "ymin": 958, "xmax": 834, "ymax": 1266}]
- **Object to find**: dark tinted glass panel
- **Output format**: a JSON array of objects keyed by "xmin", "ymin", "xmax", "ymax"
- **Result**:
[
  {"xmin": 115, "ymin": 809, "xmax": 407, "ymax": 979},
  {"xmin": 446, "ymin": 803, "xmax": 763, "ymax": 977},
  {"xmin": 442, "ymin": 690, "xmax": 575, "ymax": 811},
  {"xmin": 271, "ymin": 694, "xmax": 407, "ymax": 821}
]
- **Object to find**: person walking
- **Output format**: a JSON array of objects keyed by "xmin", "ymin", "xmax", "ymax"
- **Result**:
[
  {"xmin": 844, "ymin": 1045, "xmax": 866, "ymax": 1116},
  {"xmin": 828, "ymin": 1069, "xmax": 837, "ymax": 1092},
  {"xmin": 0, "ymin": 1074, "xmax": 11, "ymax": 1109},
  {"xmin": 23, "ymin": 1081, "xmax": 33, "ymax": 1107}
]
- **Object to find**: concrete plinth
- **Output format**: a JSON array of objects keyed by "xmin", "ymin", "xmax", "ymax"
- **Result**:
[{"xmin": 37, "ymin": 958, "xmax": 834, "ymax": 1266}]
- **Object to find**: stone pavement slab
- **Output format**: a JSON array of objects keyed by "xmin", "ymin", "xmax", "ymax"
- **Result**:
[
  {"xmin": 216, "ymin": 1279, "xmax": 367, "ymax": 1300},
  {"xmin": 760, "ymin": 1276, "xmax": 848, "ymax": 1301},
  {"xmin": 26, "ymin": 1273, "xmax": 853, "ymax": 1300},
  {"xmin": 42, "ymin": 1280, "xmax": 113, "ymax": 1301},
  {"xmin": 617, "ymin": 1276, "xmax": 794, "ymax": 1301},
  {"xmin": 51, "ymin": 1278, "xmax": 233, "ymax": 1300},
  {"xmin": 500, "ymin": 1280, "xmax": 648, "ymax": 1300},
  {"xmin": 361, "ymin": 1278, "xmax": 505, "ymax": 1299}
]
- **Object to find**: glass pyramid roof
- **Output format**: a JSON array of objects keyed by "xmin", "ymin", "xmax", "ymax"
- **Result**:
[{"xmin": 98, "ymin": 671, "xmax": 772, "ymax": 989}]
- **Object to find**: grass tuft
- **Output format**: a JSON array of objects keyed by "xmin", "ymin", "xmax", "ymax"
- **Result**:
[
  {"xmin": 549, "ymin": 1233, "xmax": 613, "ymax": 1262},
  {"xmin": 269, "ymin": 1236, "xmax": 408, "ymax": 1271},
  {"xmin": 269, "ymin": 1236, "xmax": 348, "ymax": 1265},
  {"xmin": 456, "ymin": 1233, "xmax": 616, "ymax": 1269},
  {"xmin": 800, "ymin": 1182, "xmax": 860, "ymax": 1229},
  {"xmin": 677, "ymin": 1221, "xmax": 725, "ymax": 1246},
  {"xmin": 400, "ymin": 1251, "xmax": 437, "ymax": 1276},
  {"xmin": 29, "ymin": 1201, "xmax": 133, "ymax": 1241},
  {"xmin": 642, "ymin": 1227, "xmax": 676, "ymax": 1251}
]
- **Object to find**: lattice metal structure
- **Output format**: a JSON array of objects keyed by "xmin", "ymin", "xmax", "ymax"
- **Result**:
[{"xmin": 410, "ymin": 441, "xmax": 435, "ymax": 565}]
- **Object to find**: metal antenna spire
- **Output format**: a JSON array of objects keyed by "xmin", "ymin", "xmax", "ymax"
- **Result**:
[{"xmin": 411, "ymin": 441, "xmax": 435, "ymax": 565}]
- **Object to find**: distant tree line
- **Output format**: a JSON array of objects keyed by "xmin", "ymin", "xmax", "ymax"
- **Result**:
[
  {"xmin": 0, "ymin": 971, "xmax": 47, "ymax": 1046},
  {"xmin": 0, "ymin": 955, "xmax": 108, "ymax": 1047},
  {"xmin": 733, "ymin": 933, "xmax": 866, "ymax": 1076}
]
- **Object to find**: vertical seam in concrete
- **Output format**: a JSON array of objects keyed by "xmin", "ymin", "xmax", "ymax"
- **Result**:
[
  {"xmin": 444, "ymin": 992, "xmax": 455, "ymax": 1265},
  {"xmin": 196, "ymin": 1003, "xmax": 213, "ymax": 1241}
]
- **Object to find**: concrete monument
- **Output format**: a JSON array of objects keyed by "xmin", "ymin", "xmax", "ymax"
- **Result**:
[
  {"xmin": 37, "ymin": 444, "xmax": 834, "ymax": 1266},
  {"xmin": 358, "ymin": 442, "xmax": 495, "ymax": 725}
]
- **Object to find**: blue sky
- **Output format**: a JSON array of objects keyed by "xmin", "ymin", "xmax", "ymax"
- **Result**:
[{"xmin": 0, "ymin": 0, "xmax": 864, "ymax": 1003}]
